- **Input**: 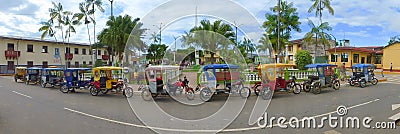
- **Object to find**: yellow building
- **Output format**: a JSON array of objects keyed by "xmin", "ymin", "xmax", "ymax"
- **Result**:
[
  {"xmin": 383, "ymin": 42, "xmax": 400, "ymax": 72},
  {"xmin": 1, "ymin": 36, "xmax": 108, "ymax": 74},
  {"xmin": 327, "ymin": 46, "xmax": 383, "ymax": 68}
]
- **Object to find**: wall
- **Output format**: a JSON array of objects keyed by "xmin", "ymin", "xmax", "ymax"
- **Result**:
[{"xmin": 383, "ymin": 43, "xmax": 400, "ymax": 71}]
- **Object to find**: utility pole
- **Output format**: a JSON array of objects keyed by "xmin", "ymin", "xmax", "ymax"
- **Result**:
[
  {"xmin": 173, "ymin": 36, "xmax": 180, "ymax": 64},
  {"xmin": 277, "ymin": 0, "xmax": 281, "ymax": 63},
  {"xmin": 109, "ymin": 0, "xmax": 114, "ymax": 66}
]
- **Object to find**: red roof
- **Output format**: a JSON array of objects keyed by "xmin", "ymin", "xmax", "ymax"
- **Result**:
[{"xmin": 327, "ymin": 47, "xmax": 381, "ymax": 54}]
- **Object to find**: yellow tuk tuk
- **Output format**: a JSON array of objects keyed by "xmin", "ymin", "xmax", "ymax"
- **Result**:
[
  {"xmin": 14, "ymin": 67, "xmax": 27, "ymax": 82},
  {"xmin": 89, "ymin": 66, "xmax": 133, "ymax": 97}
]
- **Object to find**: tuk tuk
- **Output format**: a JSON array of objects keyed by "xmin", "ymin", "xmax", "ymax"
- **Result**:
[
  {"xmin": 41, "ymin": 68, "xmax": 64, "ymax": 88},
  {"xmin": 303, "ymin": 63, "xmax": 340, "ymax": 94},
  {"xmin": 254, "ymin": 64, "xmax": 301, "ymax": 100},
  {"xmin": 89, "ymin": 66, "xmax": 133, "ymax": 98},
  {"xmin": 25, "ymin": 67, "xmax": 42, "ymax": 85},
  {"xmin": 141, "ymin": 66, "xmax": 195, "ymax": 100},
  {"xmin": 348, "ymin": 64, "xmax": 378, "ymax": 88},
  {"xmin": 198, "ymin": 64, "xmax": 250, "ymax": 102},
  {"xmin": 14, "ymin": 67, "xmax": 27, "ymax": 82},
  {"xmin": 60, "ymin": 68, "xmax": 92, "ymax": 93}
]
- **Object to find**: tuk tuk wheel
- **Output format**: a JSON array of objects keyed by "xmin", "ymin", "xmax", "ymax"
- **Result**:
[
  {"xmin": 333, "ymin": 81, "xmax": 340, "ymax": 90},
  {"xmin": 186, "ymin": 90, "xmax": 195, "ymax": 100},
  {"xmin": 41, "ymin": 81, "xmax": 46, "ymax": 88},
  {"xmin": 141, "ymin": 89, "xmax": 152, "ymax": 101},
  {"xmin": 60, "ymin": 85, "xmax": 69, "ymax": 93},
  {"xmin": 200, "ymin": 87, "xmax": 212, "ymax": 102},
  {"xmin": 349, "ymin": 80, "xmax": 355, "ymax": 86},
  {"xmin": 89, "ymin": 87, "xmax": 99, "ymax": 96},
  {"xmin": 371, "ymin": 78, "xmax": 378, "ymax": 85},
  {"xmin": 312, "ymin": 83, "xmax": 321, "ymax": 94},
  {"xmin": 303, "ymin": 82, "xmax": 311, "ymax": 92},
  {"xmin": 239, "ymin": 87, "xmax": 251, "ymax": 98},
  {"xmin": 14, "ymin": 78, "xmax": 17, "ymax": 82},
  {"xmin": 25, "ymin": 80, "xmax": 29, "ymax": 85},
  {"xmin": 124, "ymin": 87, "xmax": 133, "ymax": 98},
  {"xmin": 359, "ymin": 79, "xmax": 367, "ymax": 88},
  {"xmin": 260, "ymin": 86, "xmax": 273, "ymax": 100},
  {"xmin": 100, "ymin": 89, "xmax": 109, "ymax": 95},
  {"xmin": 253, "ymin": 84, "xmax": 262, "ymax": 96},
  {"xmin": 293, "ymin": 84, "xmax": 301, "ymax": 94}
]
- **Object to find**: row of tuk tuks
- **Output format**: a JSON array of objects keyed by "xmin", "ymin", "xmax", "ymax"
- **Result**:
[
  {"xmin": 138, "ymin": 63, "xmax": 379, "ymax": 102},
  {"xmin": 13, "ymin": 66, "xmax": 133, "ymax": 98}
]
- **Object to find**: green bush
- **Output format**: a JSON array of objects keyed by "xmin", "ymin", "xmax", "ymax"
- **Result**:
[
  {"xmin": 295, "ymin": 50, "xmax": 312, "ymax": 70},
  {"xmin": 94, "ymin": 59, "xmax": 103, "ymax": 67}
]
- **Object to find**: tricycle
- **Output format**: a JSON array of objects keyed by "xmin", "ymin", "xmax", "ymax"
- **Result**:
[
  {"xmin": 253, "ymin": 64, "xmax": 301, "ymax": 100},
  {"xmin": 198, "ymin": 64, "xmax": 251, "ymax": 102},
  {"xmin": 141, "ymin": 66, "xmax": 195, "ymax": 101},
  {"xmin": 302, "ymin": 63, "xmax": 340, "ymax": 94},
  {"xmin": 348, "ymin": 64, "xmax": 378, "ymax": 88},
  {"xmin": 25, "ymin": 67, "xmax": 42, "ymax": 85},
  {"xmin": 14, "ymin": 67, "xmax": 26, "ymax": 82},
  {"xmin": 41, "ymin": 67, "xmax": 64, "ymax": 88},
  {"xmin": 60, "ymin": 68, "xmax": 92, "ymax": 93},
  {"xmin": 89, "ymin": 66, "xmax": 133, "ymax": 98}
]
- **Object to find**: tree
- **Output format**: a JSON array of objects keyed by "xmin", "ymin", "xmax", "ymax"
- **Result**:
[
  {"xmin": 39, "ymin": 20, "xmax": 57, "ymax": 41},
  {"xmin": 184, "ymin": 20, "xmax": 235, "ymax": 63},
  {"xmin": 304, "ymin": 19, "xmax": 332, "ymax": 63},
  {"xmin": 98, "ymin": 15, "xmax": 145, "ymax": 65},
  {"xmin": 263, "ymin": 1, "xmax": 301, "ymax": 62},
  {"xmin": 295, "ymin": 50, "xmax": 312, "ymax": 70},
  {"xmin": 388, "ymin": 35, "xmax": 400, "ymax": 45},
  {"xmin": 308, "ymin": 0, "xmax": 334, "ymax": 24},
  {"xmin": 49, "ymin": 1, "xmax": 67, "ymax": 43},
  {"xmin": 74, "ymin": 2, "xmax": 94, "ymax": 47},
  {"xmin": 147, "ymin": 44, "xmax": 168, "ymax": 64},
  {"xmin": 85, "ymin": 0, "xmax": 104, "ymax": 44}
]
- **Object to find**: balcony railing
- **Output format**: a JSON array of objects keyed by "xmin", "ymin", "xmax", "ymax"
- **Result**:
[
  {"xmin": 65, "ymin": 53, "xmax": 73, "ymax": 60},
  {"xmin": 102, "ymin": 55, "xmax": 109, "ymax": 60},
  {"xmin": 4, "ymin": 50, "xmax": 21, "ymax": 59}
]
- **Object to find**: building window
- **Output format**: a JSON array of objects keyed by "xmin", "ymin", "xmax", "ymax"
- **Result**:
[
  {"xmin": 367, "ymin": 56, "xmax": 371, "ymax": 64},
  {"xmin": 331, "ymin": 54, "xmax": 338, "ymax": 62},
  {"xmin": 27, "ymin": 44, "xmax": 33, "ymax": 52},
  {"xmin": 7, "ymin": 61, "xmax": 14, "ymax": 70},
  {"xmin": 27, "ymin": 61, "xmax": 33, "ymax": 67},
  {"xmin": 75, "ymin": 62, "xmax": 79, "ymax": 68},
  {"xmin": 66, "ymin": 47, "xmax": 71, "ymax": 53},
  {"xmin": 89, "ymin": 61, "xmax": 93, "ymax": 65},
  {"xmin": 42, "ymin": 61, "xmax": 48, "ymax": 68},
  {"xmin": 375, "ymin": 55, "xmax": 382, "ymax": 64},
  {"xmin": 89, "ymin": 49, "xmax": 93, "ymax": 55},
  {"xmin": 7, "ymin": 43, "xmax": 14, "ymax": 50},
  {"xmin": 42, "ymin": 46, "xmax": 48, "ymax": 53},
  {"xmin": 353, "ymin": 54, "xmax": 359, "ymax": 63},
  {"xmin": 289, "ymin": 55, "xmax": 293, "ymax": 61},
  {"xmin": 82, "ymin": 48, "xmax": 86, "ymax": 55},
  {"xmin": 97, "ymin": 50, "xmax": 101, "ymax": 55},
  {"xmin": 74, "ymin": 48, "xmax": 79, "ymax": 54},
  {"xmin": 288, "ymin": 46, "xmax": 293, "ymax": 52},
  {"xmin": 55, "ymin": 48, "xmax": 59, "ymax": 56},
  {"xmin": 341, "ymin": 53, "xmax": 348, "ymax": 62}
]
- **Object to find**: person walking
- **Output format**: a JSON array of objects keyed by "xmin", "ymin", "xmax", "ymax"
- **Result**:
[{"xmin": 390, "ymin": 63, "xmax": 393, "ymax": 72}]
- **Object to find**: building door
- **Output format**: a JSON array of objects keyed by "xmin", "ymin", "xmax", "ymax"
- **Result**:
[
  {"xmin": 67, "ymin": 62, "xmax": 71, "ymax": 68},
  {"xmin": 361, "ymin": 57, "xmax": 365, "ymax": 64},
  {"xmin": 42, "ymin": 61, "xmax": 48, "ymax": 68},
  {"xmin": 7, "ymin": 61, "xmax": 14, "ymax": 70},
  {"xmin": 75, "ymin": 62, "xmax": 79, "ymax": 68},
  {"xmin": 27, "ymin": 61, "xmax": 33, "ymax": 67}
]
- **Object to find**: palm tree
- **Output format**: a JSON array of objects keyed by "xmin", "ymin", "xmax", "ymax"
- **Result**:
[
  {"xmin": 74, "ymin": 2, "xmax": 94, "ymax": 47},
  {"xmin": 39, "ymin": 20, "xmax": 57, "ymax": 41},
  {"xmin": 98, "ymin": 15, "xmax": 144, "ymax": 65},
  {"xmin": 64, "ymin": 12, "xmax": 77, "ymax": 43},
  {"xmin": 49, "ymin": 1, "xmax": 67, "ymax": 43},
  {"xmin": 187, "ymin": 20, "xmax": 235, "ymax": 63},
  {"xmin": 85, "ymin": 0, "xmax": 105, "ymax": 44},
  {"xmin": 308, "ymin": 0, "xmax": 334, "ymax": 24},
  {"xmin": 304, "ymin": 19, "xmax": 332, "ymax": 63}
]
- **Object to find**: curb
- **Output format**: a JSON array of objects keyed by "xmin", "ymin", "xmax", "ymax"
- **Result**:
[{"xmin": 378, "ymin": 78, "xmax": 387, "ymax": 82}]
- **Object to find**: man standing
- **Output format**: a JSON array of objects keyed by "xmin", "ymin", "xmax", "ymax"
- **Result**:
[{"xmin": 390, "ymin": 63, "xmax": 393, "ymax": 72}]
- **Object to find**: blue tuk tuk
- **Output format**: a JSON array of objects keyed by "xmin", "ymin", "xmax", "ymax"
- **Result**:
[
  {"xmin": 199, "ymin": 64, "xmax": 250, "ymax": 101},
  {"xmin": 41, "ymin": 68, "xmax": 64, "ymax": 88},
  {"xmin": 60, "ymin": 68, "xmax": 92, "ymax": 93},
  {"xmin": 303, "ymin": 63, "xmax": 340, "ymax": 94},
  {"xmin": 349, "ymin": 64, "xmax": 378, "ymax": 88},
  {"xmin": 25, "ymin": 67, "xmax": 42, "ymax": 85}
]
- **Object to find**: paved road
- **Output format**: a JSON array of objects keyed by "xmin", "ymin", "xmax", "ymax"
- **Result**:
[{"xmin": 0, "ymin": 75, "xmax": 399, "ymax": 134}]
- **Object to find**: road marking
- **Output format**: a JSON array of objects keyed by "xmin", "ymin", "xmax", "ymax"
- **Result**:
[
  {"xmin": 64, "ymin": 99, "xmax": 380, "ymax": 132},
  {"xmin": 12, "ymin": 91, "xmax": 32, "ymax": 99},
  {"xmin": 389, "ymin": 104, "xmax": 400, "ymax": 120},
  {"xmin": 323, "ymin": 130, "xmax": 341, "ymax": 134}
]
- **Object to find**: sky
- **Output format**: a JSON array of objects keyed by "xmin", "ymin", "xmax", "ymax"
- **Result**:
[{"xmin": 1, "ymin": 0, "xmax": 400, "ymax": 47}]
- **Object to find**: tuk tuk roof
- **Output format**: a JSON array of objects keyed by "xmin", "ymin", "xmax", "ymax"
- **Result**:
[
  {"xmin": 203, "ymin": 64, "xmax": 240, "ymax": 70},
  {"xmin": 145, "ymin": 66, "xmax": 180, "ymax": 71},
  {"xmin": 42, "ymin": 68, "xmax": 64, "ymax": 71},
  {"xmin": 27, "ymin": 67, "xmax": 42, "ymax": 70},
  {"xmin": 16, "ymin": 67, "xmax": 27, "ymax": 69},
  {"xmin": 65, "ymin": 68, "xmax": 91, "ymax": 71},
  {"xmin": 305, "ymin": 63, "xmax": 336, "ymax": 68},
  {"xmin": 257, "ymin": 63, "xmax": 296, "ymax": 69},
  {"xmin": 94, "ymin": 66, "xmax": 123, "ymax": 70},
  {"xmin": 352, "ymin": 64, "xmax": 375, "ymax": 69}
]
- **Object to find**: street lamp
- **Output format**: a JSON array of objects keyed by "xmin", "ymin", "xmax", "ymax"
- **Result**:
[
  {"xmin": 153, "ymin": 23, "xmax": 163, "ymax": 45},
  {"xmin": 173, "ymin": 35, "xmax": 180, "ymax": 64},
  {"xmin": 329, "ymin": 33, "xmax": 337, "ymax": 65},
  {"xmin": 109, "ymin": 0, "xmax": 114, "ymax": 66},
  {"xmin": 233, "ymin": 21, "xmax": 243, "ymax": 46}
]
